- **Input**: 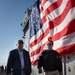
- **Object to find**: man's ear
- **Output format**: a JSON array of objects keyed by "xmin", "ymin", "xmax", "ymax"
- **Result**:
[{"xmin": 16, "ymin": 44, "xmax": 18, "ymax": 47}]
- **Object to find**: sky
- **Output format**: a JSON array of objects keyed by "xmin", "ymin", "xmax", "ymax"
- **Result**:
[{"xmin": 0, "ymin": 0, "xmax": 36, "ymax": 66}]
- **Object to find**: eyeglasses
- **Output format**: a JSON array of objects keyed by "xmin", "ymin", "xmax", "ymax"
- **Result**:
[{"xmin": 47, "ymin": 44, "xmax": 52, "ymax": 45}]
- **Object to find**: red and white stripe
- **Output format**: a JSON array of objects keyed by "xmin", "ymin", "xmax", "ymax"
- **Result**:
[{"xmin": 30, "ymin": 0, "xmax": 75, "ymax": 65}]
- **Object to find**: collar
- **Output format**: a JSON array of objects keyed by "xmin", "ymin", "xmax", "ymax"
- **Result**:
[{"xmin": 17, "ymin": 48, "xmax": 23, "ymax": 52}]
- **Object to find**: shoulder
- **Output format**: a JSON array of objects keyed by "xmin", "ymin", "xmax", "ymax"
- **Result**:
[
  {"xmin": 53, "ymin": 50, "xmax": 61, "ymax": 58},
  {"xmin": 9, "ymin": 49, "xmax": 18, "ymax": 54},
  {"xmin": 41, "ymin": 50, "xmax": 48, "ymax": 55},
  {"xmin": 53, "ymin": 50, "xmax": 59, "ymax": 54},
  {"xmin": 42, "ymin": 50, "xmax": 46, "ymax": 54},
  {"xmin": 10, "ymin": 49, "xmax": 17, "ymax": 52},
  {"xmin": 8, "ymin": 49, "xmax": 18, "ymax": 57},
  {"xmin": 23, "ymin": 49, "xmax": 29, "ymax": 54}
]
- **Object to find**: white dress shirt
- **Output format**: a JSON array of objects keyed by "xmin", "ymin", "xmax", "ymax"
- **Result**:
[{"xmin": 18, "ymin": 49, "xmax": 24, "ymax": 69}]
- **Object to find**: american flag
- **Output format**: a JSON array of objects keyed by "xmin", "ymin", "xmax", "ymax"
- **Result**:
[
  {"xmin": 30, "ymin": 0, "xmax": 75, "ymax": 65},
  {"xmin": 29, "ymin": 2, "xmax": 44, "ymax": 65}
]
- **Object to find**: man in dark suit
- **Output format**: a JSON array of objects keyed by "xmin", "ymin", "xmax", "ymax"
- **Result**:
[{"xmin": 6, "ymin": 39, "xmax": 32, "ymax": 75}]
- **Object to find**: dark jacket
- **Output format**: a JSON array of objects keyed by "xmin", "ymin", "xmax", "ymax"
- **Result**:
[
  {"xmin": 37, "ymin": 50, "xmax": 62, "ymax": 72},
  {"xmin": 6, "ymin": 49, "xmax": 32, "ymax": 75}
]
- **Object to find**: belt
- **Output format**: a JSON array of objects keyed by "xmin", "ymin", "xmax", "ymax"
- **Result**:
[
  {"xmin": 44, "ymin": 70, "xmax": 58, "ymax": 72},
  {"xmin": 21, "ymin": 68, "xmax": 25, "ymax": 71}
]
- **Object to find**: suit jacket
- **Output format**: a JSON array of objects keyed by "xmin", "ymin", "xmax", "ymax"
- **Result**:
[{"xmin": 6, "ymin": 49, "xmax": 32, "ymax": 75}]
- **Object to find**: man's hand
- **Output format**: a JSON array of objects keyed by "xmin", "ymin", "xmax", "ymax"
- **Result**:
[{"xmin": 38, "ymin": 68, "xmax": 42, "ymax": 73}]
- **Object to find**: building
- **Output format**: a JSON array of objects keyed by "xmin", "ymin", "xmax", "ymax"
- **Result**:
[
  {"xmin": 21, "ymin": 8, "xmax": 31, "ymax": 51},
  {"xmin": 21, "ymin": 6, "xmax": 75, "ymax": 75}
]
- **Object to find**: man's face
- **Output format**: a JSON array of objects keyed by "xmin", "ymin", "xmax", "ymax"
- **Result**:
[
  {"xmin": 18, "ymin": 43, "xmax": 24, "ymax": 50},
  {"xmin": 47, "ymin": 41, "xmax": 53, "ymax": 50}
]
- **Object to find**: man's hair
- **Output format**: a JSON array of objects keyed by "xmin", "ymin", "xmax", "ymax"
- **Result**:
[
  {"xmin": 18, "ymin": 39, "xmax": 24, "ymax": 44},
  {"xmin": 48, "ymin": 38, "xmax": 53, "ymax": 45}
]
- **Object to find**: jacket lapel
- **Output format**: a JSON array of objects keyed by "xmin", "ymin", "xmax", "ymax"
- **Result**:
[{"xmin": 16, "ymin": 49, "xmax": 21, "ymax": 64}]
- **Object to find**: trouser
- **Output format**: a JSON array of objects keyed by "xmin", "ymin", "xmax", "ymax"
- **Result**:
[
  {"xmin": 45, "ymin": 70, "xmax": 60, "ymax": 75},
  {"xmin": 21, "ymin": 71, "xmax": 25, "ymax": 75}
]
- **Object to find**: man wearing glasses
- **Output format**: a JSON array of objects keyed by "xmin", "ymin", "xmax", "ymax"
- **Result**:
[{"xmin": 37, "ymin": 38, "xmax": 62, "ymax": 75}]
